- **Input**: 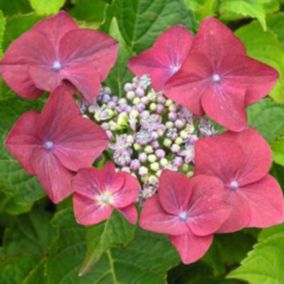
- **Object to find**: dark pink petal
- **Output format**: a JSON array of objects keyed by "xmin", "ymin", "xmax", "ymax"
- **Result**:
[
  {"xmin": 32, "ymin": 11, "xmax": 77, "ymax": 51},
  {"xmin": 73, "ymin": 193, "xmax": 112, "ymax": 226},
  {"xmin": 5, "ymin": 111, "xmax": 41, "ymax": 175},
  {"xmin": 217, "ymin": 189, "xmax": 251, "ymax": 233},
  {"xmin": 112, "ymin": 172, "xmax": 140, "ymax": 208},
  {"xmin": 72, "ymin": 168, "xmax": 103, "ymax": 200},
  {"xmin": 140, "ymin": 196, "xmax": 188, "ymax": 236},
  {"xmin": 128, "ymin": 25, "xmax": 193, "ymax": 90},
  {"xmin": 164, "ymin": 53, "xmax": 212, "ymax": 116},
  {"xmin": 169, "ymin": 232, "xmax": 213, "ymax": 264},
  {"xmin": 53, "ymin": 117, "xmax": 108, "ymax": 171},
  {"xmin": 242, "ymin": 175, "xmax": 284, "ymax": 228},
  {"xmin": 220, "ymin": 55, "xmax": 279, "ymax": 105},
  {"xmin": 201, "ymin": 84, "xmax": 247, "ymax": 131},
  {"xmin": 60, "ymin": 63, "xmax": 101, "ymax": 104},
  {"xmin": 0, "ymin": 31, "xmax": 55, "ymax": 98},
  {"xmin": 222, "ymin": 128, "xmax": 272, "ymax": 185},
  {"xmin": 31, "ymin": 149, "xmax": 74, "ymax": 203},
  {"xmin": 158, "ymin": 170, "xmax": 192, "ymax": 215},
  {"xmin": 118, "ymin": 205, "xmax": 138, "ymax": 224},
  {"xmin": 194, "ymin": 136, "xmax": 243, "ymax": 184},
  {"xmin": 29, "ymin": 65, "xmax": 62, "ymax": 92},
  {"xmin": 191, "ymin": 17, "xmax": 245, "ymax": 64},
  {"xmin": 59, "ymin": 29, "xmax": 118, "ymax": 82},
  {"xmin": 187, "ymin": 175, "xmax": 230, "ymax": 236},
  {"xmin": 37, "ymin": 86, "xmax": 82, "ymax": 139}
]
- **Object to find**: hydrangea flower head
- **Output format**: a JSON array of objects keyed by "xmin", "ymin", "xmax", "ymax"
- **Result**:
[
  {"xmin": 72, "ymin": 162, "xmax": 141, "ymax": 225},
  {"xmin": 6, "ymin": 86, "xmax": 108, "ymax": 203},
  {"xmin": 195, "ymin": 128, "xmax": 284, "ymax": 232},
  {"xmin": 84, "ymin": 76, "xmax": 216, "ymax": 200},
  {"xmin": 140, "ymin": 170, "xmax": 230, "ymax": 264},
  {"xmin": 0, "ymin": 12, "xmax": 118, "ymax": 104},
  {"xmin": 164, "ymin": 18, "xmax": 279, "ymax": 131},
  {"xmin": 128, "ymin": 25, "xmax": 193, "ymax": 91}
]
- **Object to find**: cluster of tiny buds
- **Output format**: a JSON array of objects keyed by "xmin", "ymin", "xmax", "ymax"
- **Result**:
[{"xmin": 85, "ymin": 76, "xmax": 216, "ymax": 201}]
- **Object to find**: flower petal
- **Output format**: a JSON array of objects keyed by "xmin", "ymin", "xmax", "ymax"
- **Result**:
[
  {"xmin": 221, "ymin": 55, "xmax": 279, "ymax": 105},
  {"xmin": 201, "ymin": 84, "xmax": 247, "ymax": 131},
  {"xmin": 191, "ymin": 17, "xmax": 245, "ymax": 63},
  {"xmin": 158, "ymin": 170, "xmax": 192, "ymax": 215},
  {"xmin": 0, "ymin": 31, "xmax": 55, "ymax": 98},
  {"xmin": 128, "ymin": 25, "xmax": 193, "ymax": 90},
  {"xmin": 222, "ymin": 128, "xmax": 272, "ymax": 185},
  {"xmin": 59, "ymin": 29, "xmax": 118, "ymax": 82},
  {"xmin": 112, "ymin": 172, "xmax": 140, "ymax": 208},
  {"xmin": 5, "ymin": 111, "xmax": 41, "ymax": 175},
  {"xmin": 31, "ymin": 149, "xmax": 74, "ymax": 203},
  {"xmin": 187, "ymin": 175, "xmax": 230, "ymax": 236},
  {"xmin": 164, "ymin": 53, "xmax": 212, "ymax": 116},
  {"xmin": 32, "ymin": 11, "xmax": 77, "ymax": 50},
  {"xmin": 53, "ymin": 116, "xmax": 108, "ymax": 171},
  {"xmin": 118, "ymin": 205, "xmax": 138, "ymax": 224},
  {"xmin": 73, "ymin": 193, "xmax": 112, "ymax": 226},
  {"xmin": 37, "ymin": 86, "xmax": 81, "ymax": 140},
  {"xmin": 242, "ymin": 175, "xmax": 284, "ymax": 228},
  {"xmin": 61, "ymin": 63, "xmax": 101, "ymax": 104},
  {"xmin": 194, "ymin": 136, "xmax": 244, "ymax": 184},
  {"xmin": 217, "ymin": 189, "xmax": 251, "ymax": 233},
  {"xmin": 140, "ymin": 196, "xmax": 188, "ymax": 236},
  {"xmin": 29, "ymin": 65, "xmax": 62, "ymax": 92},
  {"xmin": 169, "ymin": 232, "xmax": 213, "ymax": 264}
]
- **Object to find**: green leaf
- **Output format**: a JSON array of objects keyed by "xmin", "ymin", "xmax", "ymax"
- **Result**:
[
  {"xmin": 0, "ymin": 89, "xmax": 46, "ymax": 214},
  {"xmin": 0, "ymin": 0, "xmax": 32, "ymax": 16},
  {"xmin": 203, "ymin": 232, "xmax": 256, "ymax": 276},
  {"xmin": 0, "ymin": 207, "xmax": 51, "ymax": 284},
  {"xmin": 46, "ymin": 209, "xmax": 180, "ymax": 283},
  {"xmin": 220, "ymin": 0, "xmax": 279, "ymax": 30},
  {"xmin": 228, "ymin": 224, "xmax": 284, "ymax": 284},
  {"xmin": 29, "ymin": 0, "xmax": 66, "ymax": 15},
  {"xmin": 267, "ymin": 13, "xmax": 284, "ymax": 46},
  {"xmin": 247, "ymin": 99, "xmax": 284, "ymax": 143},
  {"xmin": 0, "ymin": 10, "xmax": 6, "ymax": 57},
  {"xmin": 236, "ymin": 21, "xmax": 284, "ymax": 103},
  {"xmin": 70, "ymin": 0, "xmax": 107, "ymax": 23},
  {"xmin": 104, "ymin": 18, "xmax": 133, "ymax": 97},
  {"xmin": 3, "ymin": 14, "xmax": 43, "ymax": 51},
  {"xmin": 184, "ymin": 0, "xmax": 218, "ymax": 22},
  {"xmin": 79, "ymin": 211, "xmax": 136, "ymax": 275},
  {"xmin": 103, "ymin": 0, "xmax": 195, "ymax": 53}
]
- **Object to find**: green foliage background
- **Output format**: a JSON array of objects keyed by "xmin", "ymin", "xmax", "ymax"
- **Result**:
[{"xmin": 1, "ymin": 0, "xmax": 284, "ymax": 283}]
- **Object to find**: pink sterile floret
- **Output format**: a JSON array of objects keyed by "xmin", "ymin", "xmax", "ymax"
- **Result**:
[
  {"xmin": 72, "ymin": 162, "xmax": 141, "ymax": 225},
  {"xmin": 0, "ymin": 12, "xmax": 118, "ymax": 104},
  {"xmin": 163, "ymin": 17, "xmax": 279, "ymax": 131},
  {"xmin": 194, "ymin": 127, "xmax": 284, "ymax": 233},
  {"xmin": 128, "ymin": 25, "xmax": 193, "ymax": 91},
  {"xmin": 5, "ymin": 86, "xmax": 108, "ymax": 203},
  {"xmin": 140, "ymin": 170, "xmax": 230, "ymax": 264}
]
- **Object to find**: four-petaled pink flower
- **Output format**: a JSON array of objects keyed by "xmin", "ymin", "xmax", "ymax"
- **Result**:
[
  {"xmin": 0, "ymin": 12, "xmax": 118, "ymax": 104},
  {"xmin": 195, "ymin": 128, "xmax": 284, "ymax": 233},
  {"xmin": 164, "ymin": 18, "xmax": 278, "ymax": 131},
  {"xmin": 6, "ymin": 86, "xmax": 108, "ymax": 203},
  {"xmin": 72, "ymin": 162, "xmax": 141, "ymax": 225},
  {"xmin": 140, "ymin": 170, "xmax": 230, "ymax": 264},
  {"xmin": 128, "ymin": 25, "xmax": 193, "ymax": 91}
]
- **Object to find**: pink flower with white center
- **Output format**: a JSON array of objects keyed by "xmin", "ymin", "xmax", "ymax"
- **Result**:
[
  {"xmin": 195, "ymin": 128, "xmax": 284, "ymax": 233},
  {"xmin": 164, "ymin": 18, "xmax": 279, "ymax": 131},
  {"xmin": 128, "ymin": 25, "xmax": 193, "ymax": 91},
  {"xmin": 72, "ymin": 162, "xmax": 141, "ymax": 225},
  {"xmin": 6, "ymin": 86, "xmax": 108, "ymax": 203},
  {"xmin": 140, "ymin": 170, "xmax": 230, "ymax": 264},
  {"xmin": 0, "ymin": 12, "xmax": 118, "ymax": 104}
]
